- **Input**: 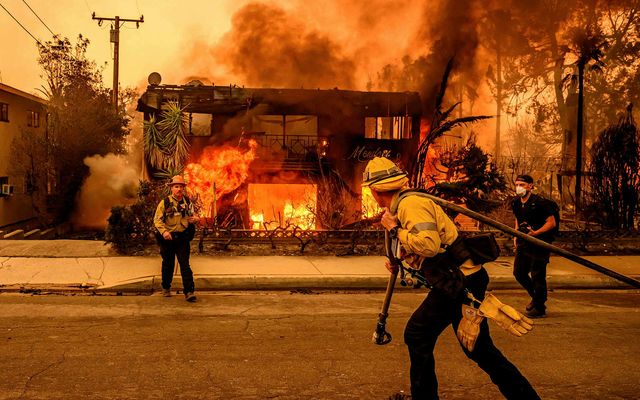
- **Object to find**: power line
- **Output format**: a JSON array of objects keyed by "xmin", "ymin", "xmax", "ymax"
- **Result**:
[
  {"xmin": 92, "ymin": 13, "xmax": 144, "ymax": 109},
  {"xmin": 21, "ymin": 0, "xmax": 54, "ymax": 36},
  {"xmin": 83, "ymin": 0, "xmax": 92, "ymax": 15},
  {"xmin": 0, "ymin": 1, "xmax": 42, "ymax": 45}
]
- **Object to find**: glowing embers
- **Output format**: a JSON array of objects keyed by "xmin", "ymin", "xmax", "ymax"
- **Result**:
[
  {"xmin": 248, "ymin": 183, "xmax": 317, "ymax": 230},
  {"xmin": 183, "ymin": 140, "xmax": 257, "ymax": 215},
  {"xmin": 361, "ymin": 186, "xmax": 383, "ymax": 219}
]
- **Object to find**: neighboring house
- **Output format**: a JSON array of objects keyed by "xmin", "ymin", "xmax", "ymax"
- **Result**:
[
  {"xmin": 0, "ymin": 83, "xmax": 47, "ymax": 230},
  {"xmin": 137, "ymin": 79, "xmax": 422, "ymax": 228}
]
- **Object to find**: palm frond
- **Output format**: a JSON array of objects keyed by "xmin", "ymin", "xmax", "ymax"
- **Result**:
[
  {"xmin": 143, "ymin": 115, "xmax": 167, "ymax": 169},
  {"xmin": 433, "ymin": 58, "xmax": 455, "ymax": 117},
  {"xmin": 153, "ymin": 101, "xmax": 190, "ymax": 172},
  {"xmin": 439, "ymin": 102, "xmax": 462, "ymax": 124},
  {"xmin": 430, "ymin": 115, "xmax": 493, "ymax": 140},
  {"xmin": 153, "ymin": 166, "xmax": 184, "ymax": 180}
]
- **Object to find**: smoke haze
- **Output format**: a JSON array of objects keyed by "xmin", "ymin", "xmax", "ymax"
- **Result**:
[{"xmin": 71, "ymin": 154, "xmax": 140, "ymax": 229}]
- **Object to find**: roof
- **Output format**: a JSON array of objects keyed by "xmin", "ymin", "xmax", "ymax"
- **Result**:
[
  {"xmin": 0, "ymin": 83, "xmax": 48, "ymax": 106},
  {"xmin": 137, "ymin": 84, "xmax": 422, "ymax": 117}
]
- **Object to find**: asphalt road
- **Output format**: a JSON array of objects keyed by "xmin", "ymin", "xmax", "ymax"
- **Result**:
[{"xmin": 1, "ymin": 290, "xmax": 639, "ymax": 400}]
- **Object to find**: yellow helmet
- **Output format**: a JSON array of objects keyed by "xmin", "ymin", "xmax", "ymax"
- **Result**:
[{"xmin": 361, "ymin": 157, "xmax": 408, "ymax": 191}]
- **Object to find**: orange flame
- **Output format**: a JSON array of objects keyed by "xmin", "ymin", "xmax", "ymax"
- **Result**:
[
  {"xmin": 283, "ymin": 201, "xmax": 315, "ymax": 230},
  {"xmin": 361, "ymin": 187, "xmax": 383, "ymax": 219},
  {"xmin": 250, "ymin": 212, "xmax": 265, "ymax": 230},
  {"xmin": 248, "ymin": 183, "xmax": 316, "ymax": 230},
  {"xmin": 184, "ymin": 139, "xmax": 258, "ymax": 214}
]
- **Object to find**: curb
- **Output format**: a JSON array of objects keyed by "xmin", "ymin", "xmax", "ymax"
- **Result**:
[{"xmin": 2, "ymin": 274, "xmax": 639, "ymax": 293}]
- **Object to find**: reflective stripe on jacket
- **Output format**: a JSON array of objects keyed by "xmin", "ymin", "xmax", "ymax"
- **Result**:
[{"xmin": 390, "ymin": 190, "xmax": 480, "ymax": 275}]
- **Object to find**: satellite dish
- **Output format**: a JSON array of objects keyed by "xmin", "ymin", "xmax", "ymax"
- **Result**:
[{"xmin": 148, "ymin": 72, "xmax": 162, "ymax": 85}]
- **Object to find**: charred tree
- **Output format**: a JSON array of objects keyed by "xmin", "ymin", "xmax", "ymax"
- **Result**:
[{"xmin": 587, "ymin": 104, "xmax": 640, "ymax": 229}]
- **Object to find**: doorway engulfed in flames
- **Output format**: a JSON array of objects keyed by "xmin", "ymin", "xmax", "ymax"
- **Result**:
[{"xmin": 248, "ymin": 183, "xmax": 317, "ymax": 230}]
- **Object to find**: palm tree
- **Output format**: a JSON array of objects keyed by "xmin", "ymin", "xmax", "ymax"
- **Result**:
[
  {"xmin": 563, "ymin": 25, "xmax": 607, "ymax": 215},
  {"xmin": 143, "ymin": 101, "xmax": 190, "ymax": 178},
  {"xmin": 411, "ymin": 58, "xmax": 492, "ymax": 189}
]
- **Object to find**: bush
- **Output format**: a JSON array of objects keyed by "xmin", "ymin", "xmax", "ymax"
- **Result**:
[{"xmin": 105, "ymin": 180, "xmax": 168, "ymax": 253}]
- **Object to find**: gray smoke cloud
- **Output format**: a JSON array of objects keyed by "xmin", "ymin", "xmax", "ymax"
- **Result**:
[{"xmin": 71, "ymin": 154, "xmax": 140, "ymax": 229}]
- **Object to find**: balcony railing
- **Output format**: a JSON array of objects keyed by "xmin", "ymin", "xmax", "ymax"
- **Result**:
[{"xmin": 252, "ymin": 133, "xmax": 319, "ymax": 160}]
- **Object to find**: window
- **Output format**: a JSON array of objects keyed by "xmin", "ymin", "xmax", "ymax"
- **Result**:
[
  {"xmin": 188, "ymin": 113, "xmax": 212, "ymax": 136},
  {"xmin": 27, "ymin": 111, "xmax": 40, "ymax": 127},
  {"xmin": 251, "ymin": 115, "xmax": 319, "ymax": 159},
  {"xmin": 252, "ymin": 115, "xmax": 318, "ymax": 136},
  {"xmin": 0, "ymin": 103, "xmax": 8, "ymax": 122},
  {"xmin": 364, "ymin": 116, "xmax": 412, "ymax": 139}
]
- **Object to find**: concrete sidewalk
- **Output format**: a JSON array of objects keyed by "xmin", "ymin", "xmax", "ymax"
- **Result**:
[{"xmin": 0, "ymin": 240, "xmax": 639, "ymax": 292}]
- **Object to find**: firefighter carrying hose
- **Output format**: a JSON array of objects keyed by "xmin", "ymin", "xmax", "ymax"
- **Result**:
[{"xmin": 363, "ymin": 156, "xmax": 539, "ymax": 400}]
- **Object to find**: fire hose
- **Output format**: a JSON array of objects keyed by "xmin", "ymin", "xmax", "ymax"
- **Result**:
[
  {"xmin": 372, "ymin": 231, "xmax": 399, "ymax": 345},
  {"xmin": 373, "ymin": 193, "xmax": 640, "ymax": 345}
]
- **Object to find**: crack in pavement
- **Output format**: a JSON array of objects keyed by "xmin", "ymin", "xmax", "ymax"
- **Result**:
[
  {"xmin": 79, "ymin": 258, "xmax": 106, "ymax": 287},
  {"xmin": 28, "ymin": 270, "xmax": 41, "ymax": 282},
  {"xmin": 306, "ymin": 258, "xmax": 323, "ymax": 274},
  {"xmin": 19, "ymin": 351, "xmax": 66, "ymax": 399},
  {"xmin": 239, "ymin": 305, "xmax": 262, "ymax": 316},
  {"xmin": 96, "ymin": 258, "xmax": 106, "ymax": 286},
  {"xmin": 243, "ymin": 320, "xmax": 256, "ymax": 339}
]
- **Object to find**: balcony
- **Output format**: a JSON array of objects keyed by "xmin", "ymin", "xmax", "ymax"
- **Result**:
[{"xmin": 248, "ymin": 133, "xmax": 324, "ymax": 171}]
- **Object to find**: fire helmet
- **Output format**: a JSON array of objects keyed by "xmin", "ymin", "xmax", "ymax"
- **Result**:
[
  {"xmin": 167, "ymin": 175, "xmax": 187, "ymax": 186},
  {"xmin": 361, "ymin": 157, "xmax": 408, "ymax": 191}
]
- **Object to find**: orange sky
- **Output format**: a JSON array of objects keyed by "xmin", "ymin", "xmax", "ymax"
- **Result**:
[
  {"xmin": 0, "ymin": 0, "xmax": 253, "ymax": 94},
  {"xmin": 0, "ymin": 0, "xmax": 502, "ymax": 149},
  {"xmin": 0, "ymin": 0, "xmax": 427, "ymax": 95}
]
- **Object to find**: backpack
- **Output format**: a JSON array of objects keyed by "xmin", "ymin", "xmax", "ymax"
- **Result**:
[
  {"xmin": 540, "ymin": 197, "xmax": 560, "ymax": 240},
  {"xmin": 391, "ymin": 189, "xmax": 500, "ymax": 265}
]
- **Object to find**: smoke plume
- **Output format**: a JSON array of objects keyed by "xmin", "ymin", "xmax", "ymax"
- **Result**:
[
  {"xmin": 71, "ymin": 154, "xmax": 140, "ymax": 229},
  {"xmin": 214, "ymin": 2, "xmax": 357, "ymax": 89}
]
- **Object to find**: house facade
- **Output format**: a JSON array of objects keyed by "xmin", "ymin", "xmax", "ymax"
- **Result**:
[
  {"xmin": 137, "ymin": 80, "xmax": 422, "ymax": 228},
  {"xmin": 0, "ymin": 83, "xmax": 47, "ymax": 230}
]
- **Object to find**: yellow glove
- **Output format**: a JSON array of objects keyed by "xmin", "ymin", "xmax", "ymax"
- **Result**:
[
  {"xmin": 457, "ymin": 304, "xmax": 484, "ymax": 352},
  {"xmin": 478, "ymin": 293, "xmax": 534, "ymax": 337}
]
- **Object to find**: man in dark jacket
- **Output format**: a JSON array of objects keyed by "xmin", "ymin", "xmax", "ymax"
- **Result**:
[{"xmin": 512, "ymin": 174, "xmax": 557, "ymax": 317}]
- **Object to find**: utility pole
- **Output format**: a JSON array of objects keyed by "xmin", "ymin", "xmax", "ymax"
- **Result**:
[{"xmin": 92, "ymin": 13, "xmax": 144, "ymax": 110}]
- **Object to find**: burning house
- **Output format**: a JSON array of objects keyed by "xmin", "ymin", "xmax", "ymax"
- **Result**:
[{"xmin": 137, "ymin": 75, "xmax": 422, "ymax": 230}]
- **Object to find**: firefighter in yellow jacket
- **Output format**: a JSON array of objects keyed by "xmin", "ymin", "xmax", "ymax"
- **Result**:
[
  {"xmin": 363, "ymin": 157, "xmax": 539, "ymax": 400},
  {"xmin": 154, "ymin": 175, "xmax": 200, "ymax": 302}
]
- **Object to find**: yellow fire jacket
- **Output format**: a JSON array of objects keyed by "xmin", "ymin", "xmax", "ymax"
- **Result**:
[
  {"xmin": 153, "ymin": 195, "xmax": 192, "ymax": 235},
  {"xmin": 390, "ymin": 191, "xmax": 480, "ymax": 276}
]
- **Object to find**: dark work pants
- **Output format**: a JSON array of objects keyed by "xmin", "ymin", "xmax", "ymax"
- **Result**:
[
  {"xmin": 404, "ymin": 268, "xmax": 540, "ymax": 400},
  {"xmin": 513, "ymin": 249, "xmax": 549, "ymax": 311},
  {"xmin": 159, "ymin": 235, "xmax": 195, "ymax": 294}
]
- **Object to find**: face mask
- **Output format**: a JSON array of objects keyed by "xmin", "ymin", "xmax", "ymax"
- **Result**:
[{"xmin": 515, "ymin": 186, "xmax": 528, "ymax": 197}]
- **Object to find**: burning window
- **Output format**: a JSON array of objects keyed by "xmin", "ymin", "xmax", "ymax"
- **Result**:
[
  {"xmin": 365, "ymin": 116, "xmax": 412, "ymax": 140},
  {"xmin": 248, "ymin": 183, "xmax": 317, "ymax": 230}
]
